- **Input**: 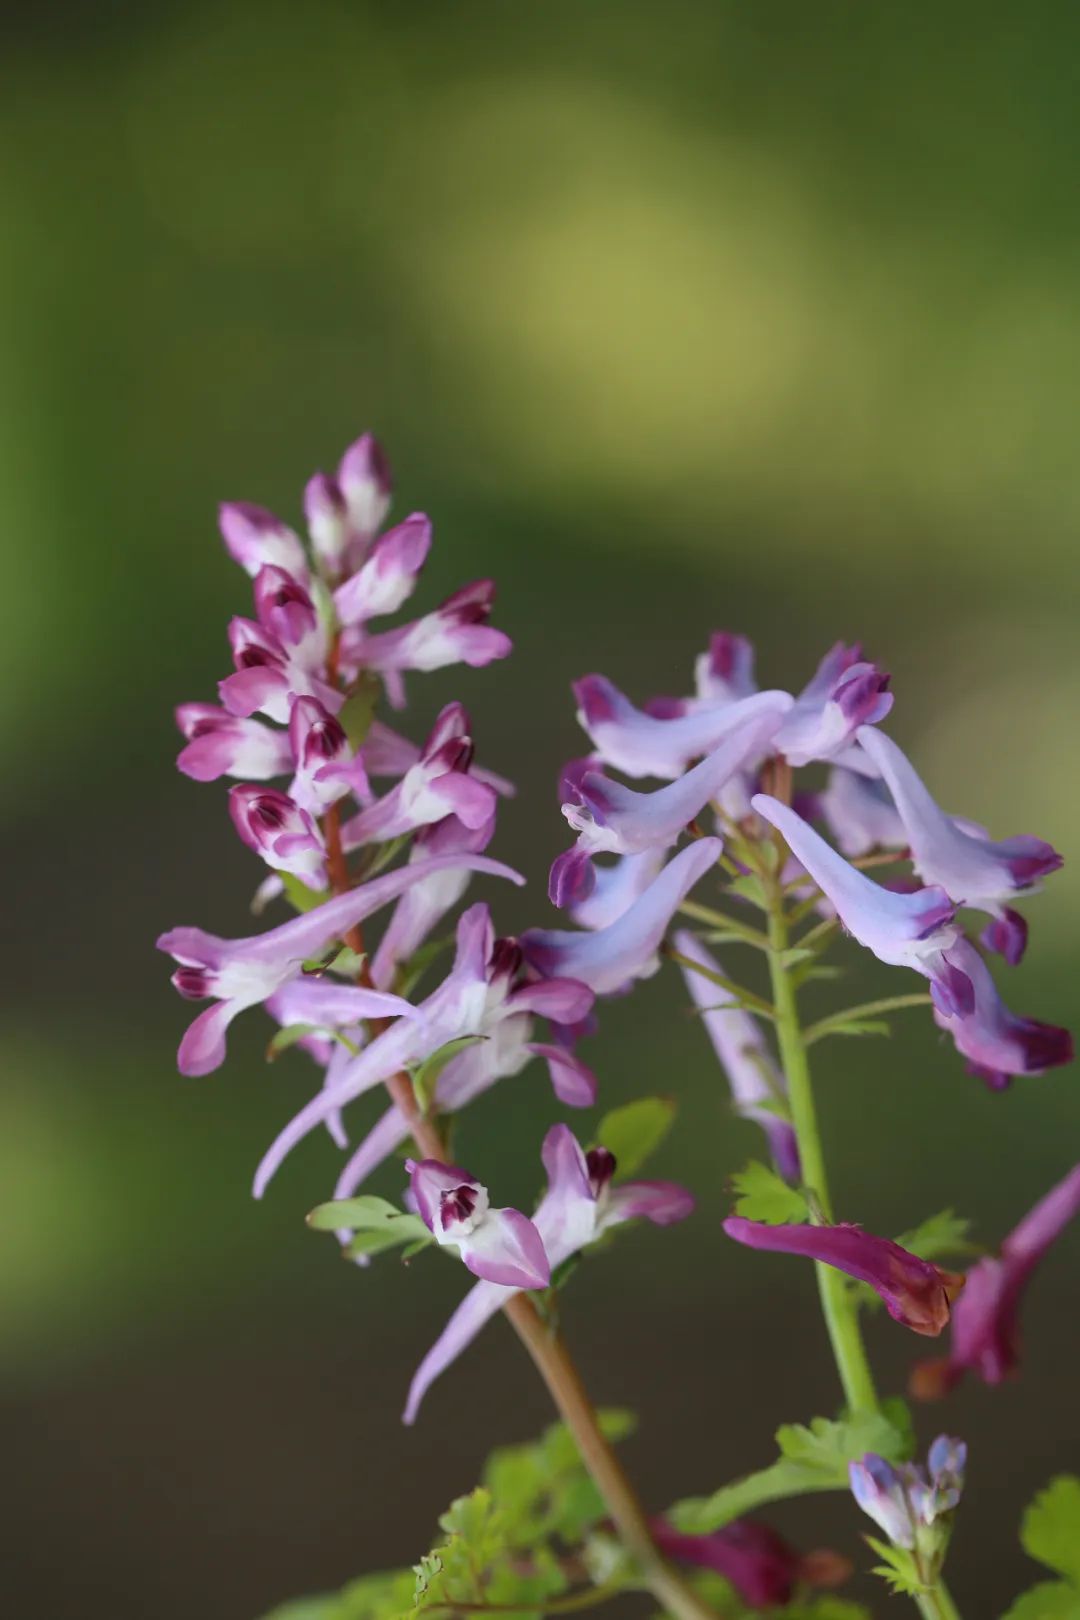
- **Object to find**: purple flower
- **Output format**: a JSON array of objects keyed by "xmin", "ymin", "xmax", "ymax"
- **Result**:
[
  {"xmin": 551, "ymin": 710, "xmax": 785, "ymax": 902},
  {"xmin": 340, "ymin": 703, "xmax": 497, "ymax": 847},
  {"xmin": 751, "ymin": 795, "xmax": 971, "ymax": 1014},
  {"xmin": 693, "ymin": 632, "xmax": 758, "ymax": 706},
  {"xmin": 931, "ymin": 939, "xmax": 1072, "ymax": 1090},
  {"xmin": 253, "ymin": 907, "xmax": 593, "ymax": 1197},
  {"xmin": 228, "ymin": 785, "xmax": 327, "ymax": 890},
  {"xmin": 858, "ymin": 726, "xmax": 1062, "ymax": 959},
  {"xmin": 175, "ymin": 703, "xmax": 292, "ymax": 783},
  {"xmin": 723, "ymin": 1217, "xmax": 964, "ymax": 1337},
  {"xmin": 363, "ymin": 718, "xmax": 516, "ymax": 800},
  {"xmin": 849, "ymin": 1438, "xmax": 966, "ymax": 1548},
  {"xmin": 304, "ymin": 432, "xmax": 393, "ymax": 576},
  {"xmin": 219, "ymin": 501, "xmax": 309, "ymax": 582},
  {"xmin": 524, "ymin": 839, "xmax": 722, "ymax": 994},
  {"xmin": 369, "ymin": 813, "xmax": 496, "ymax": 989},
  {"xmin": 157, "ymin": 852, "xmax": 523, "ymax": 1077},
  {"xmin": 651, "ymin": 1517, "xmax": 841, "ymax": 1609},
  {"xmin": 818, "ymin": 764, "xmax": 907, "ymax": 858},
  {"xmin": 402, "ymin": 1124, "xmax": 693, "ymax": 1421},
  {"xmin": 913, "ymin": 1163, "xmax": 1080, "ymax": 1397},
  {"xmin": 333, "ymin": 513, "xmax": 432, "ymax": 627},
  {"xmin": 340, "ymin": 580, "xmax": 512, "ymax": 686},
  {"xmin": 287, "ymin": 696, "xmax": 370, "ymax": 817},
  {"xmin": 219, "ymin": 608, "xmax": 337, "ymax": 726},
  {"xmin": 772, "ymin": 643, "xmax": 893, "ymax": 768},
  {"xmin": 572, "ymin": 679, "xmax": 793, "ymax": 781},
  {"xmin": 565, "ymin": 848, "xmax": 667, "ymax": 931},
  {"xmin": 674, "ymin": 931, "xmax": 800, "ymax": 1182},
  {"xmin": 407, "ymin": 1159, "xmax": 550, "ymax": 1289}
]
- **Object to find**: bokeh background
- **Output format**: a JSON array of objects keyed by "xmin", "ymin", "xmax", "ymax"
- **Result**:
[{"xmin": 4, "ymin": 3, "xmax": 1079, "ymax": 1615}]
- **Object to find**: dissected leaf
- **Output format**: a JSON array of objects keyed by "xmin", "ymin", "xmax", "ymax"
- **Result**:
[
  {"xmin": 895, "ymin": 1209, "xmax": 977, "ymax": 1263},
  {"xmin": 1021, "ymin": 1477, "xmax": 1080, "ymax": 1584},
  {"xmin": 596, "ymin": 1097, "xmax": 676, "ymax": 1177},
  {"xmin": 1001, "ymin": 1583, "xmax": 1080, "ymax": 1620},
  {"xmin": 281, "ymin": 873, "xmax": 332, "ymax": 913},
  {"xmin": 730, "ymin": 1160, "xmax": 809, "ymax": 1225},
  {"xmin": 865, "ymin": 1536, "xmax": 928, "ymax": 1597}
]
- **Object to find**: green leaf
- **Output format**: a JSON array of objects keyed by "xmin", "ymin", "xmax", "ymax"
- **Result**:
[
  {"xmin": 730, "ymin": 1160, "xmax": 809, "ymax": 1225},
  {"xmin": 323, "ymin": 945, "xmax": 368, "ymax": 978},
  {"xmin": 728, "ymin": 873, "xmax": 766, "ymax": 907},
  {"xmin": 395, "ymin": 935, "xmax": 453, "ymax": 999},
  {"xmin": 1021, "ymin": 1477, "xmax": 1080, "ymax": 1583},
  {"xmin": 258, "ymin": 1601, "xmax": 338, "ymax": 1620},
  {"xmin": 776, "ymin": 1410, "xmax": 910, "ymax": 1471},
  {"xmin": 281, "ymin": 873, "xmax": 332, "ymax": 913},
  {"xmin": 783, "ymin": 1603, "xmax": 873, "ymax": 1620},
  {"xmin": 307, "ymin": 1196, "xmax": 430, "ymax": 1261},
  {"xmin": 820, "ymin": 1018, "xmax": 891, "ymax": 1039},
  {"xmin": 266, "ymin": 1022, "xmax": 359, "ymax": 1062},
  {"xmin": 778, "ymin": 946, "xmax": 817, "ymax": 969},
  {"xmin": 410, "ymin": 1035, "xmax": 487, "ymax": 1115},
  {"xmin": 895, "ymin": 1209, "xmax": 977, "ymax": 1263},
  {"xmin": 1001, "ymin": 1583, "xmax": 1080, "ymax": 1620},
  {"xmin": 865, "ymin": 1536, "xmax": 929, "ymax": 1597},
  {"xmin": 596, "ymin": 1097, "xmax": 676, "ymax": 1177}
]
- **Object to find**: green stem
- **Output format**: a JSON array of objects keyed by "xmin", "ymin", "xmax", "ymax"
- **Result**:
[
  {"xmin": 914, "ymin": 1583, "xmax": 962, "ymax": 1620},
  {"xmin": 763, "ymin": 883, "xmax": 878, "ymax": 1415},
  {"xmin": 664, "ymin": 948, "xmax": 776, "ymax": 1020},
  {"xmin": 677, "ymin": 900, "xmax": 771, "ymax": 950}
]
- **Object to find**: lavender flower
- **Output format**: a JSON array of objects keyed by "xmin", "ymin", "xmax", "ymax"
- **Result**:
[
  {"xmin": 849, "ymin": 1438, "xmax": 966, "ymax": 1548},
  {"xmin": 219, "ymin": 501, "xmax": 309, "ymax": 582},
  {"xmin": 175, "ymin": 703, "xmax": 292, "ymax": 783},
  {"xmin": 407, "ymin": 1159, "xmax": 550, "ymax": 1289},
  {"xmin": 572, "ymin": 679, "xmax": 793, "ymax": 781},
  {"xmin": 303, "ymin": 432, "xmax": 393, "ymax": 577},
  {"xmin": 228, "ymin": 785, "xmax": 327, "ymax": 890},
  {"xmin": 931, "ymin": 939, "xmax": 1072, "ymax": 1090}
]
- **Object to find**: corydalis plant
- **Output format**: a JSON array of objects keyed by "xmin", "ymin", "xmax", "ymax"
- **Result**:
[{"xmin": 161, "ymin": 437, "xmax": 1076, "ymax": 1620}]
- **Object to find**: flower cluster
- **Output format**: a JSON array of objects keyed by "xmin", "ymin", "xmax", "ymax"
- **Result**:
[{"xmin": 849, "ymin": 1435, "xmax": 966, "ymax": 1557}]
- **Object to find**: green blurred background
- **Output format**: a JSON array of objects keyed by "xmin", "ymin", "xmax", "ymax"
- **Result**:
[{"xmin": 3, "ymin": 3, "xmax": 1078, "ymax": 1614}]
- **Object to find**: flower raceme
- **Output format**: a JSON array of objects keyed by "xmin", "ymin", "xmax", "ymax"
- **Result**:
[
  {"xmin": 912, "ymin": 1161, "xmax": 1080, "ymax": 1397},
  {"xmin": 723, "ymin": 1217, "xmax": 964, "ymax": 1337}
]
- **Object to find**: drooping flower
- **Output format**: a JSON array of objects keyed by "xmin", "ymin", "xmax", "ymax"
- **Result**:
[
  {"xmin": 157, "ymin": 852, "xmax": 523, "ymax": 1076},
  {"xmin": 857, "ymin": 726, "xmax": 1062, "ymax": 961},
  {"xmin": 303, "ymin": 431, "xmax": 393, "ymax": 577},
  {"xmin": 650, "ymin": 1518, "xmax": 848, "ymax": 1609},
  {"xmin": 402, "ymin": 1124, "xmax": 693, "ymax": 1422},
  {"xmin": 175, "ymin": 703, "xmax": 292, "ymax": 783},
  {"xmin": 912, "ymin": 1162, "xmax": 1080, "ymax": 1397},
  {"xmin": 565, "ymin": 848, "xmax": 667, "ymax": 931},
  {"xmin": 252, "ymin": 907, "xmax": 593, "ymax": 1197},
  {"xmin": 407, "ymin": 1159, "xmax": 550, "ymax": 1288},
  {"xmin": 228, "ymin": 785, "xmax": 327, "ymax": 889},
  {"xmin": 523, "ymin": 838, "xmax": 723, "ymax": 994},
  {"xmin": 572, "ymin": 680, "xmax": 793, "ymax": 782},
  {"xmin": 849, "ymin": 1437, "xmax": 966, "ymax": 1549},
  {"xmin": 931, "ymin": 939, "xmax": 1072, "ymax": 1090},
  {"xmin": 674, "ymin": 931, "xmax": 799, "ymax": 1182},
  {"xmin": 723, "ymin": 1217, "xmax": 963, "ymax": 1336},
  {"xmin": 550, "ymin": 710, "xmax": 785, "ymax": 905},
  {"xmin": 751, "ymin": 794, "xmax": 971, "ymax": 1014},
  {"xmin": 817, "ymin": 763, "xmax": 907, "ymax": 858}
]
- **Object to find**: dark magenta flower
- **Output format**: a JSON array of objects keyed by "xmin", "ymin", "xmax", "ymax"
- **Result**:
[
  {"xmin": 723, "ymin": 1216, "xmax": 963, "ymax": 1336},
  {"xmin": 931, "ymin": 939, "xmax": 1072, "ymax": 1090},
  {"xmin": 912, "ymin": 1162, "xmax": 1080, "ymax": 1396}
]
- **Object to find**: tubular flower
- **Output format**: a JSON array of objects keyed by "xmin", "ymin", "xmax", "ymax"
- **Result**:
[
  {"xmin": 723, "ymin": 1217, "xmax": 963, "ymax": 1337},
  {"xmin": 175, "ymin": 703, "xmax": 292, "ymax": 783},
  {"xmin": 402, "ymin": 1124, "xmax": 693, "ymax": 1422},
  {"xmin": 817, "ymin": 763, "xmax": 907, "ymax": 858},
  {"xmin": 340, "ymin": 579, "xmax": 512, "ymax": 690},
  {"xmin": 674, "ymin": 931, "xmax": 799, "ymax": 1183},
  {"xmin": 219, "ymin": 501, "xmax": 309, "ymax": 582},
  {"xmin": 340, "ymin": 702, "xmax": 496, "ymax": 847},
  {"xmin": 650, "ymin": 1518, "xmax": 848, "ymax": 1609},
  {"xmin": 857, "ymin": 726, "xmax": 1062, "ymax": 959},
  {"xmin": 253, "ymin": 906, "xmax": 593, "ymax": 1198},
  {"xmin": 772, "ymin": 642, "xmax": 893, "ymax": 767},
  {"xmin": 751, "ymin": 794, "xmax": 971, "ymax": 1014},
  {"xmin": 287, "ymin": 696, "xmax": 371, "ymax": 817},
  {"xmin": 849, "ymin": 1437, "xmax": 966, "ymax": 1550},
  {"xmin": 550, "ymin": 710, "xmax": 785, "ymax": 905},
  {"xmin": 572, "ymin": 679, "xmax": 793, "ymax": 782},
  {"xmin": 333, "ymin": 513, "xmax": 432, "ymax": 628},
  {"xmin": 228, "ymin": 785, "xmax": 327, "ymax": 890},
  {"xmin": 693, "ymin": 631, "xmax": 758, "ymax": 706},
  {"xmin": 523, "ymin": 838, "xmax": 723, "ymax": 995},
  {"xmin": 912, "ymin": 1162, "xmax": 1080, "ymax": 1397},
  {"xmin": 565, "ymin": 848, "xmax": 667, "ymax": 931},
  {"xmin": 158, "ymin": 853, "xmax": 522, "ymax": 1077},
  {"xmin": 407, "ymin": 1159, "xmax": 550, "ymax": 1289},
  {"xmin": 931, "ymin": 939, "xmax": 1072, "ymax": 1090}
]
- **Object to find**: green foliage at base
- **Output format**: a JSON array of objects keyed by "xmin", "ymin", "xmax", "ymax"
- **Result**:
[{"xmin": 1002, "ymin": 1477, "xmax": 1080, "ymax": 1620}]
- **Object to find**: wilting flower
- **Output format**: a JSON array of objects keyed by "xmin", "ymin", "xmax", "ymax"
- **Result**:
[
  {"xmin": 402, "ymin": 1124, "xmax": 693, "ymax": 1422},
  {"xmin": 523, "ymin": 839, "xmax": 723, "ymax": 994},
  {"xmin": 849, "ymin": 1437, "xmax": 966, "ymax": 1550},
  {"xmin": 175, "ymin": 703, "xmax": 292, "ymax": 783},
  {"xmin": 550, "ymin": 710, "xmax": 783, "ymax": 905},
  {"xmin": 723, "ymin": 1217, "xmax": 963, "ymax": 1336},
  {"xmin": 771, "ymin": 643, "xmax": 892, "ymax": 767},
  {"xmin": 931, "ymin": 939, "xmax": 1072, "ymax": 1090},
  {"xmin": 158, "ymin": 853, "xmax": 522, "ymax": 1076},
  {"xmin": 252, "ymin": 905, "xmax": 592, "ymax": 1197},
  {"xmin": 674, "ymin": 932, "xmax": 799, "ymax": 1182},
  {"xmin": 858, "ymin": 726, "xmax": 1062, "ymax": 962},
  {"xmin": 751, "ymin": 794, "xmax": 972, "ymax": 1014},
  {"xmin": 651, "ymin": 1518, "xmax": 848, "ymax": 1609},
  {"xmin": 912, "ymin": 1162, "xmax": 1080, "ymax": 1397},
  {"xmin": 572, "ymin": 680, "xmax": 793, "ymax": 782},
  {"xmin": 228, "ymin": 785, "xmax": 327, "ymax": 889},
  {"xmin": 303, "ymin": 432, "xmax": 393, "ymax": 577},
  {"xmin": 407, "ymin": 1159, "xmax": 550, "ymax": 1288}
]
